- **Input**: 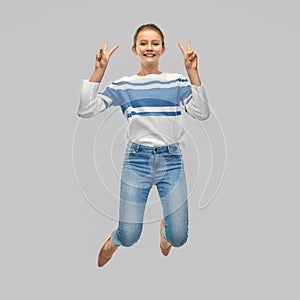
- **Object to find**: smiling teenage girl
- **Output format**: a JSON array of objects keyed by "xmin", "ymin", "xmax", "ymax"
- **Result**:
[{"xmin": 78, "ymin": 23, "xmax": 210, "ymax": 268}]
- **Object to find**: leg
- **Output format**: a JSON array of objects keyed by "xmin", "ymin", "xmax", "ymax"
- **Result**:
[
  {"xmin": 98, "ymin": 145, "xmax": 152, "ymax": 267},
  {"xmin": 112, "ymin": 180, "xmax": 151, "ymax": 247},
  {"xmin": 112, "ymin": 147, "xmax": 153, "ymax": 247},
  {"xmin": 156, "ymin": 167, "xmax": 189, "ymax": 248}
]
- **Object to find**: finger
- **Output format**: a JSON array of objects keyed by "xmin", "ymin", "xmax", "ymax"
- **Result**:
[
  {"xmin": 108, "ymin": 45, "xmax": 119, "ymax": 57},
  {"xmin": 96, "ymin": 52, "xmax": 101, "ymax": 60},
  {"xmin": 187, "ymin": 40, "xmax": 191, "ymax": 52},
  {"xmin": 188, "ymin": 51, "xmax": 196, "ymax": 60},
  {"xmin": 103, "ymin": 40, "xmax": 108, "ymax": 52},
  {"xmin": 178, "ymin": 42, "xmax": 186, "ymax": 55}
]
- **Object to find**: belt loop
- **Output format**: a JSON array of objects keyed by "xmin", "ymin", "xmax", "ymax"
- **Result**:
[
  {"xmin": 167, "ymin": 143, "xmax": 181, "ymax": 154},
  {"xmin": 127, "ymin": 141, "xmax": 140, "ymax": 153},
  {"xmin": 132, "ymin": 142, "xmax": 139, "ymax": 153},
  {"xmin": 167, "ymin": 143, "xmax": 178, "ymax": 151},
  {"xmin": 167, "ymin": 144, "xmax": 170, "ymax": 153}
]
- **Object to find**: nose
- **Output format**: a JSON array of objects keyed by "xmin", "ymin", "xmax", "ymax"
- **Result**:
[{"xmin": 147, "ymin": 42, "xmax": 153, "ymax": 50}]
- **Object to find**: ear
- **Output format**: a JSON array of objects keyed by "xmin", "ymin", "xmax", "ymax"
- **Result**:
[
  {"xmin": 132, "ymin": 45, "xmax": 138, "ymax": 55},
  {"xmin": 161, "ymin": 45, "xmax": 166, "ymax": 55}
]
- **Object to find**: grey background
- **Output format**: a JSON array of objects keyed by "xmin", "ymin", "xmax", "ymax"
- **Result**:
[{"xmin": 1, "ymin": 0, "xmax": 299, "ymax": 299}]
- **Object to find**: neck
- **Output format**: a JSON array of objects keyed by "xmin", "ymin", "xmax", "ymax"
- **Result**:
[{"xmin": 137, "ymin": 66, "xmax": 162, "ymax": 76}]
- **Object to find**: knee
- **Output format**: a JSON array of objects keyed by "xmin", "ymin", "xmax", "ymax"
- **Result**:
[
  {"xmin": 169, "ymin": 236, "xmax": 188, "ymax": 248},
  {"xmin": 120, "ymin": 236, "xmax": 139, "ymax": 247},
  {"xmin": 118, "ymin": 223, "xmax": 142, "ymax": 247},
  {"xmin": 166, "ymin": 229, "xmax": 188, "ymax": 248}
]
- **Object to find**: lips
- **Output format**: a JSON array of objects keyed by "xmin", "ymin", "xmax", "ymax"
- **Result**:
[{"xmin": 144, "ymin": 53, "xmax": 155, "ymax": 57}]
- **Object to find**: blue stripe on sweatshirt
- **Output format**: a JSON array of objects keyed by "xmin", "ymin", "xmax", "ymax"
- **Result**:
[
  {"xmin": 121, "ymin": 98, "xmax": 179, "ymax": 113},
  {"xmin": 112, "ymin": 77, "xmax": 189, "ymax": 87},
  {"xmin": 129, "ymin": 111, "xmax": 182, "ymax": 117}
]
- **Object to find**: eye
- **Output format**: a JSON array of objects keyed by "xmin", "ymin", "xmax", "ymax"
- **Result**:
[
  {"xmin": 139, "ymin": 42, "xmax": 146, "ymax": 46},
  {"xmin": 153, "ymin": 43, "xmax": 160, "ymax": 46}
]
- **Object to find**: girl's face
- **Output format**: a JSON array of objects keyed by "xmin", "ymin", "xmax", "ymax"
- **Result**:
[{"xmin": 132, "ymin": 29, "xmax": 166, "ymax": 66}]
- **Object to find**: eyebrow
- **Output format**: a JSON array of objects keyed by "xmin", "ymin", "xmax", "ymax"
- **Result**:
[{"xmin": 138, "ymin": 39, "xmax": 161, "ymax": 42}]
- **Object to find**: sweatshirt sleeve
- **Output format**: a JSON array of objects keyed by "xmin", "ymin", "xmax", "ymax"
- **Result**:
[
  {"xmin": 178, "ymin": 75, "xmax": 210, "ymax": 121},
  {"xmin": 77, "ymin": 79, "xmax": 115, "ymax": 118},
  {"xmin": 183, "ymin": 85, "xmax": 210, "ymax": 120}
]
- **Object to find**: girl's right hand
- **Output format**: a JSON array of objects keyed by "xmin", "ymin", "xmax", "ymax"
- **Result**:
[{"xmin": 95, "ymin": 40, "xmax": 119, "ymax": 69}]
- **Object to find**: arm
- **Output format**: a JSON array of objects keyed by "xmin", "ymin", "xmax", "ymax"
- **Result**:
[
  {"xmin": 178, "ymin": 40, "xmax": 201, "ymax": 86},
  {"xmin": 78, "ymin": 41, "xmax": 119, "ymax": 118},
  {"xmin": 183, "ymin": 84, "xmax": 210, "ymax": 120},
  {"xmin": 178, "ymin": 41, "xmax": 210, "ymax": 120}
]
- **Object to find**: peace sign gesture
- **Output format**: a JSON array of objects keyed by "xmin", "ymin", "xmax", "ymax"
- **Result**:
[
  {"xmin": 95, "ymin": 40, "xmax": 119, "ymax": 69},
  {"xmin": 178, "ymin": 40, "xmax": 198, "ymax": 71}
]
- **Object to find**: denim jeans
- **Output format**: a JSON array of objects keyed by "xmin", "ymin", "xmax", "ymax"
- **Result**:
[{"xmin": 111, "ymin": 142, "xmax": 189, "ymax": 248}]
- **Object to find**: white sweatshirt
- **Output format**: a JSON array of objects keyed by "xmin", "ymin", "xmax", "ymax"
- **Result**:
[{"xmin": 78, "ymin": 72, "xmax": 210, "ymax": 147}]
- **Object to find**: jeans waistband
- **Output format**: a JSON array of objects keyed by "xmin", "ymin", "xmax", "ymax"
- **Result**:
[{"xmin": 127, "ymin": 142, "xmax": 181, "ymax": 154}]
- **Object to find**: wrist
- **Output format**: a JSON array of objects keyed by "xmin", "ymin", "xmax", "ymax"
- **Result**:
[
  {"xmin": 94, "ymin": 65, "xmax": 106, "ymax": 72},
  {"xmin": 185, "ymin": 66, "xmax": 198, "ymax": 73},
  {"xmin": 186, "ymin": 69, "xmax": 201, "ymax": 86}
]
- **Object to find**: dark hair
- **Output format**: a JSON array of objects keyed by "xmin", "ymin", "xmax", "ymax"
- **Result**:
[{"xmin": 133, "ymin": 23, "xmax": 165, "ymax": 47}]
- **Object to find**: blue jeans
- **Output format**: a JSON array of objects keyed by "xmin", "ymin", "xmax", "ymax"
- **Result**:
[{"xmin": 111, "ymin": 142, "xmax": 189, "ymax": 248}]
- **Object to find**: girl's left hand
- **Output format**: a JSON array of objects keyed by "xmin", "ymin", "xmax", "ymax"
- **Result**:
[{"xmin": 178, "ymin": 40, "xmax": 198, "ymax": 71}]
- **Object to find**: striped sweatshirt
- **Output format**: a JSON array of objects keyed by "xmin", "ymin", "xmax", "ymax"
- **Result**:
[{"xmin": 78, "ymin": 72, "xmax": 210, "ymax": 147}]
